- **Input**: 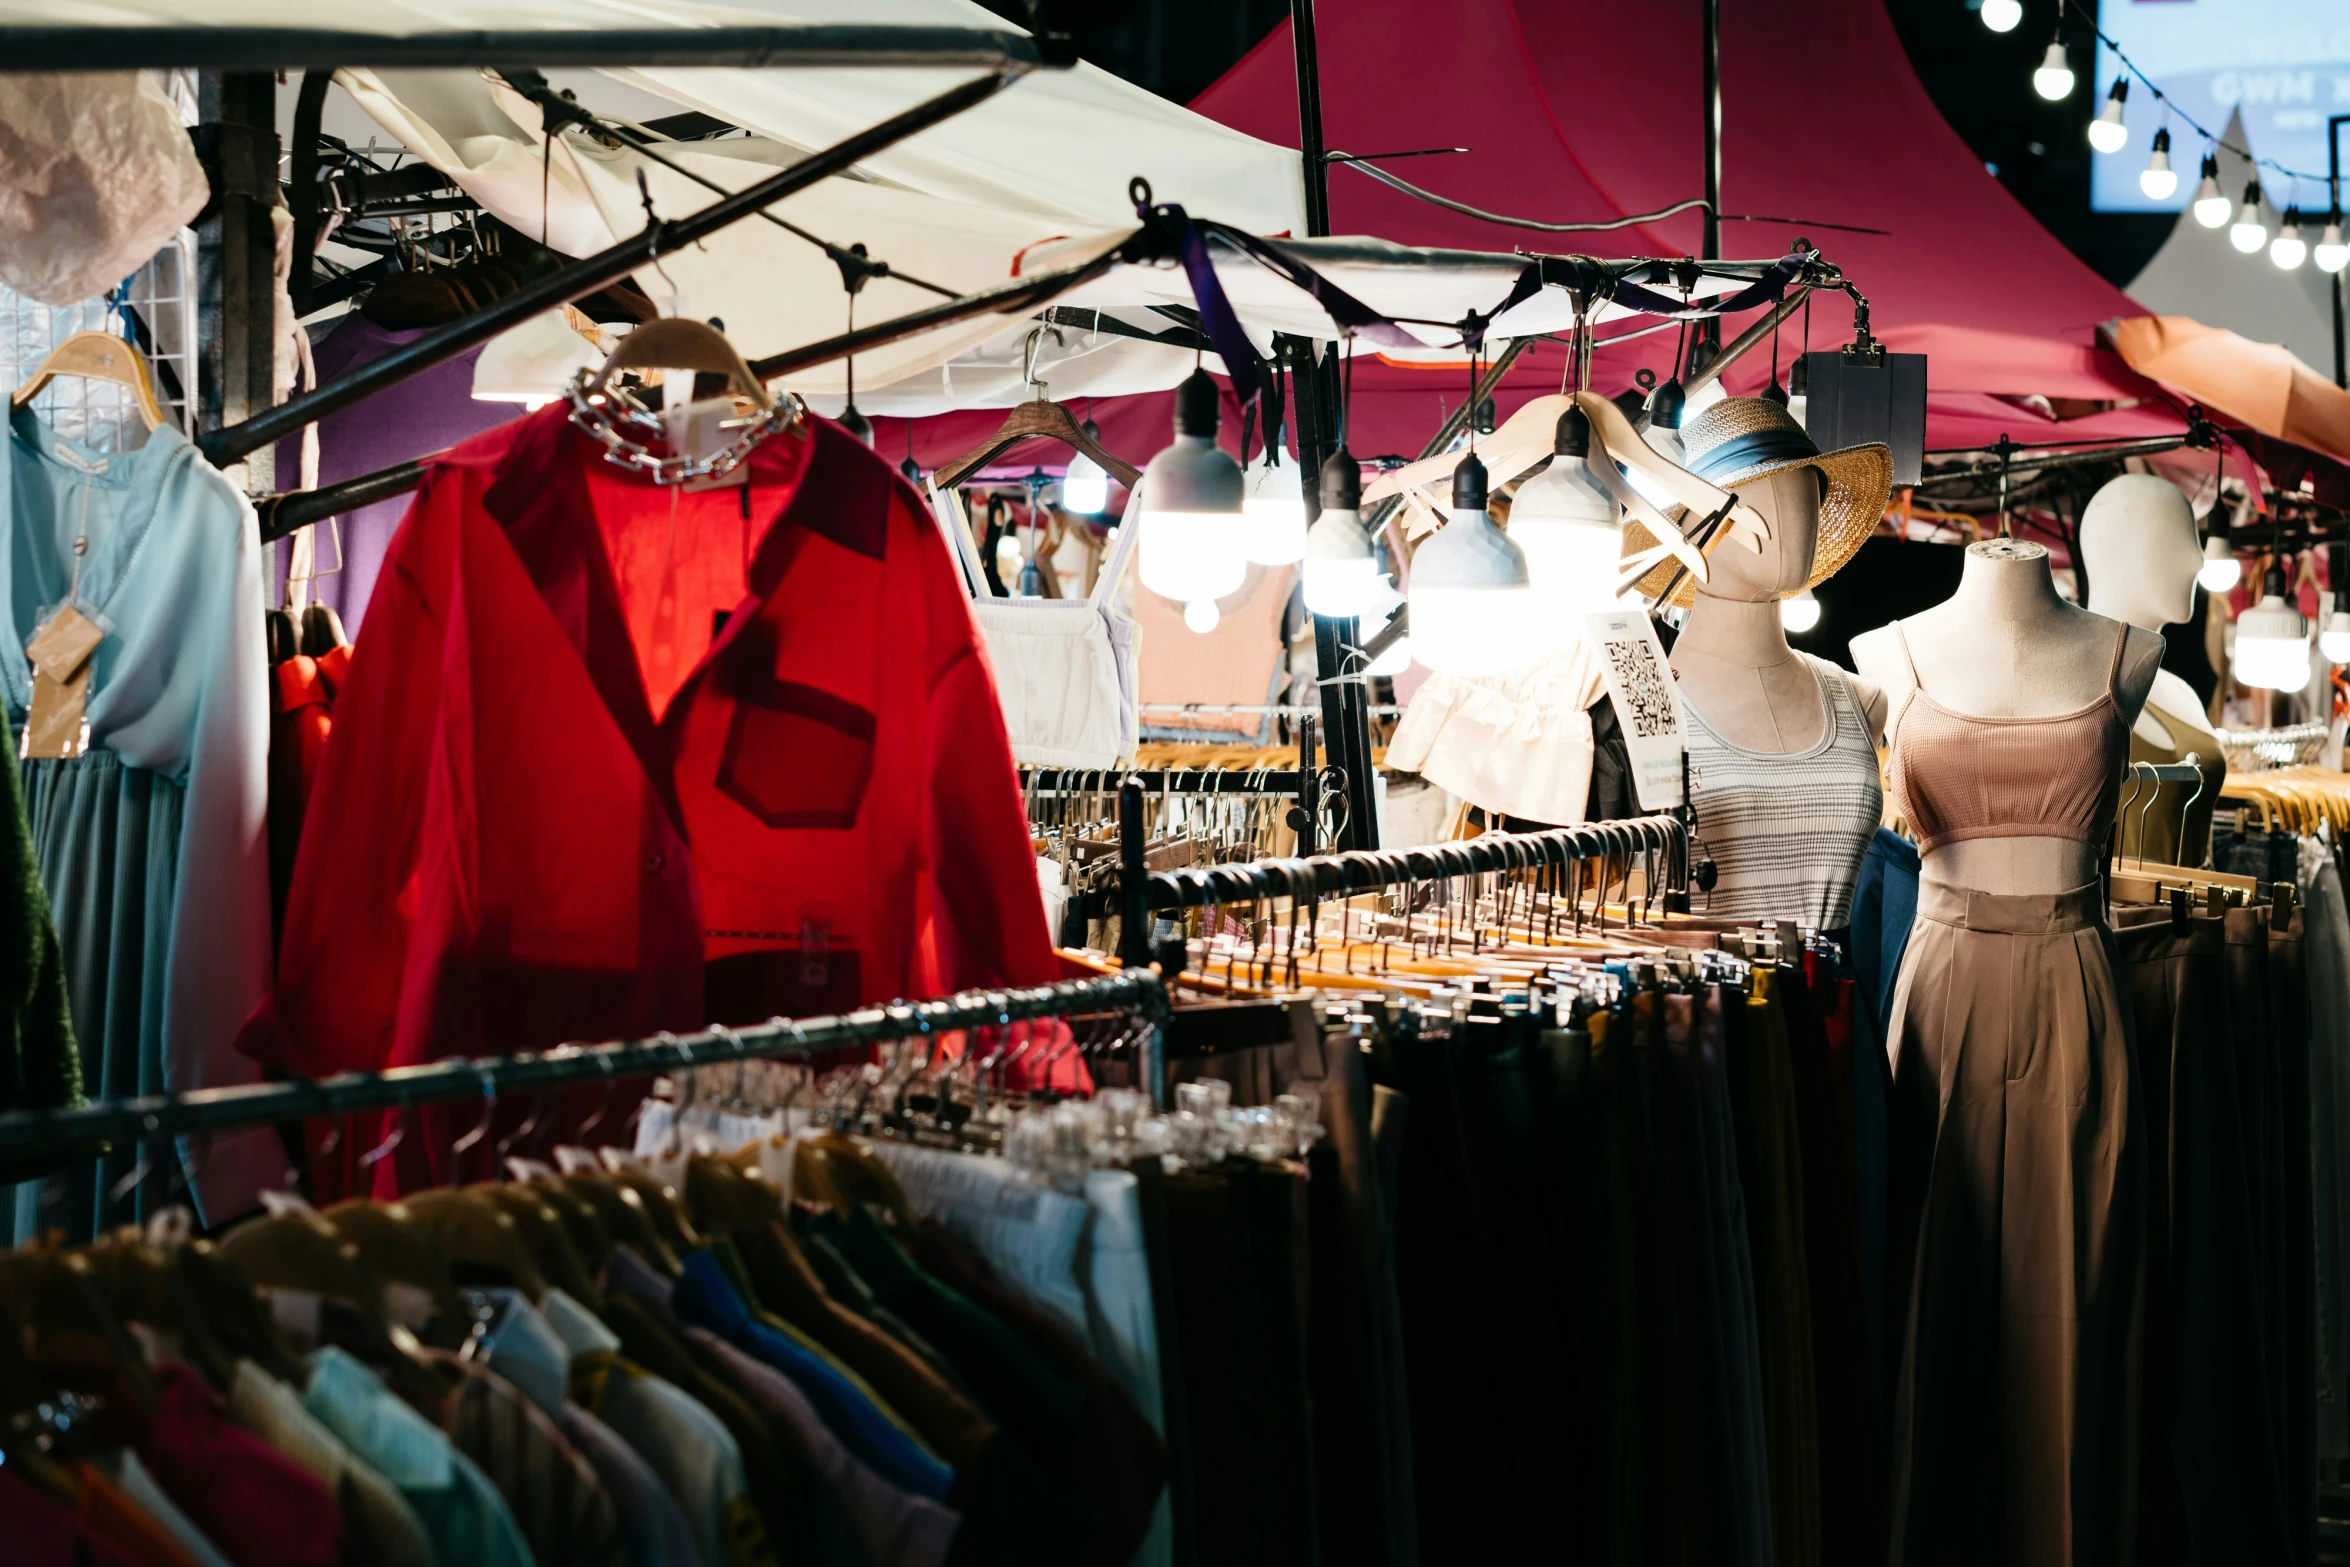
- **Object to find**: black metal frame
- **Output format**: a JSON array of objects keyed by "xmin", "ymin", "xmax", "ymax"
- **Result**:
[
  {"xmin": 0, "ymin": 25, "xmax": 1070, "ymax": 74},
  {"xmin": 0, "ymin": 973, "xmax": 1166, "ymax": 1161}
]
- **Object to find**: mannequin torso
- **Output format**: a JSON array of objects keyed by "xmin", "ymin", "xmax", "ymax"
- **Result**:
[
  {"xmin": 1672, "ymin": 468, "xmax": 1887, "ymax": 747},
  {"xmin": 1850, "ymin": 539, "xmax": 2164, "ymax": 896}
]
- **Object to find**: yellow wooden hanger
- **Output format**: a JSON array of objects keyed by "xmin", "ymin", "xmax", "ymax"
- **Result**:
[{"xmin": 13, "ymin": 330, "xmax": 165, "ymax": 430}]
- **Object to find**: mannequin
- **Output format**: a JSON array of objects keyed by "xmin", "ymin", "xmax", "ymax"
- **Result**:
[
  {"xmin": 1851, "ymin": 534, "xmax": 2162, "ymax": 1567},
  {"xmin": 1670, "ymin": 462, "xmax": 1887, "ymax": 928},
  {"xmin": 1672, "ymin": 468, "xmax": 1887, "ymax": 746},
  {"xmin": 1851, "ymin": 539, "xmax": 2164, "ymax": 894},
  {"xmin": 2078, "ymin": 473, "xmax": 2224, "ymax": 866}
]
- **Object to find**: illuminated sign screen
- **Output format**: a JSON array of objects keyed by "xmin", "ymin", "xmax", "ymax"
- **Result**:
[{"xmin": 2090, "ymin": 0, "xmax": 2350, "ymax": 213}]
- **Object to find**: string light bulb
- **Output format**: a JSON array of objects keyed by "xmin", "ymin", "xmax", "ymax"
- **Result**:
[
  {"xmin": 2032, "ymin": 36, "xmax": 2076, "ymax": 101},
  {"xmin": 2192, "ymin": 155, "xmax": 2231, "ymax": 228},
  {"xmin": 2323, "ymin": 598, "xmax": 2350, "ymax": 665},
  {"xmin": 1137, "ymin": 370, "xmax": 1247, "ymax": 604},
  {"xmin": 2197, "ymin": 522, "xmax": 2241, "ymax": 594},
  {"xmin": 2316, "ymin": 217, "xmax": 2350, "ymax": 274},
  {"xmin": 1301, "ymin": 448, "xmax": 1388, "ymax": 618},
  {"xmin": 1183, "ymin": 599, "xmax": 1221, "ymax": 635},
  {"xmin": 2138, "ymin": 127, "xmax": 2176, "ymax": 200},
  {"xmin": 1241, "ymin": 450, "xmax": 1309, "ymax": 565},
  {"xmin": 1406, "ymin": 452, "xmax": 1549, "ymax": 676},
  {"xmin": 2233, "ymin": 562, "xmax": 2311, "ymax": 692},
  {"xmin": 1061, "ymin": 430, "xmax": 1109, "ymax": 515},
  {"xmin": 2272, "ymin": 209, "xmax": 2308, "ymax": 270},
  {"xmin": 2088, "ymin": 78, "xmax": 2129, "ymax": 153},
  {"xmin": 2230, "ymin": 180, "xmax": 2269, "ymax": 253},
  {"xmin": 1980, "ymin": 0, "xmax": 2022, "ymax": 33},
  {"xmin": 1780, "ymin": 590, "xmax": 1823, "ymax": 634},
  {"xmin": 1508, "ymin": 408, "xmax": 1626, "ymax": 615}
]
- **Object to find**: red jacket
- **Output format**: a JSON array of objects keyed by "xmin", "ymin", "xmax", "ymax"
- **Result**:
[{"xmin": 242, "ymin": 405, "xmax": 1056, "ymax": 1178}]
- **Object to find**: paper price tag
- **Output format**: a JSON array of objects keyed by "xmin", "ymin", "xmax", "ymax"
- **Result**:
[
  {"xmin": 22, "ymin": 603, "xmax": 103, "ymax": 760},
  {"xmin": 1582, "ymin": 608, "xmax": 1686, "ymax": 812}
]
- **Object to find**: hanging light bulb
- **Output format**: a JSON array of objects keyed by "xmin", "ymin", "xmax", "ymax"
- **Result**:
[
  {"xmin": 2272, "ymin": 209, "xmax": 2309, "ymax": 270},
  {"xmin": 1183, "ymin": 599, "xmax": 1221, "ymax": 635},
  {"xmin": 1302, "ymin": 449, "xmax": 1387, "ymax": 618},
  {"xmin": 1509, "ymin": 408, "xmax": 1626, "ymax": 615},
  {"xmin": 2233, "ymin": 563, "xmax": 2311, "ymax": 692},
  {"xmin": 2322, "ymin": 596, "xmax": 2350, "ymax": 664},
  {"xmin": 2316, "ymin": 215, "xmax": 2350, "ymax": 274},
  {"xmin": 1980, "ymin": 0, "xmax": 2022, "ymax": 32},
  {"xmin": 2087, "ymin": 77, "xmax": 2129, "ymax": 153},
  {"xmin": 1785, "ymin": 354, "xmax": 1809, "ymax": 430},
  {"xmin": 2197, "ymin": 527, "xmax": 2242, "ymax": 594},
  {"xmin": 1062, "ymin": 422, "xmax": 1109, "ymax": 515},
  {"xmin": 2192, "ymin": 155, "xmax": 2232, "ymax": 228},
  {"xmin": 1407, "ymin": 453, "xmax": 1548, "ymax": 676},
  {"xmin": 1242, "ymin": 450, "xmax": 1309, "ymax": 566},
  {"xmin": 2139, "ymin": 128, "xmax": 2177, "ymax": 200},
  {"xmin": 1625, "ymin": 377, "xmax": 1688, "ymax": 509},
  {"xmin": 2032, "ymin": 36, "xmax": 2075, "ymax": 101},
  {"xmin": 2230, "ymin": 181, "xmax": 2269, "ymax": 253},
  {"xmin": 1138, "ymin": 370, "xmax": 1247, "ymax": 604},
  {"xmin": 1780, "ymin": 590, "xmax": 1824, "ymax": 633},
  {"xmin": 473, "ymin": 310, "xmax": 602, "ymax": 408}
]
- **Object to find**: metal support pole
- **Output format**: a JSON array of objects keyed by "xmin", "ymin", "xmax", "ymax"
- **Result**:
[
  {"xmin": 1284, "ymin": 335, "xmax": 1379, "ymax": 850},
  {"xmin": 1118, "ymin": 776, "xmax": 1152, "ymax": 972},
  {"xmin": 2331, "ymin": 115, "xmax": 2346, "ymax": 389},
  {"xmin": 201, "ymin": 66, "xmax": 1027, "ymax": 466},
  {"xmin": 198, "ymin": 72, "xmax": 279, "ymax": 494},
  {"xmin": 1290, "ymin": 0, "xmax": 1331, "ymax": 239},
  {"xmin": 1701, "ymin": 0, "xmax": 1721, "ymax": 263}
]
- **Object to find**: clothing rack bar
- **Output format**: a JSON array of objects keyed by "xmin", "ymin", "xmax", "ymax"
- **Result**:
[
  {"xmin": 207, "ymin": 65, "xmax": 1032, "ymax": 468},
  {"xmin": 2125, "ymin": 760, "xmax": 2207, "ymax": 785},
  {"xmin": 1142, "ymin": 817, "xmax": 1689, "ymax": 910},
  {"xmin": 1138, "ymin": 703, "xmax": 1405, "ymax": 718},
  {"xmin": 0, "ymin": 26, "xmax": 1069, "ymax": 74},
  {"xmin": 253, "ymin": 243, "xmax": 1144, "ymax": 545},
  {"xmin": 0, "ymin": 973, "xmax": 1166, "ymax": 1160},
  {"xmin": 1024, "ymin": 769, "xmax": 1310, "ymax": 792}
]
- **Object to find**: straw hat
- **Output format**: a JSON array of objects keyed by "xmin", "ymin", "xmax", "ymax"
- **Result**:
[{"xmin": 1622, "ymin": 396, "xmax": 1892, "ymax": 608}]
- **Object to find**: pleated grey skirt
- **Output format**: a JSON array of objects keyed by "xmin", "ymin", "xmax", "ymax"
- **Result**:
[{"xmin": 1885, "ymin": 880, "xmax": 2146, "ymax": 1567}]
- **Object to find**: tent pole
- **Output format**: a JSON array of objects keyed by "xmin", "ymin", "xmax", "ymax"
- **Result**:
[
  {"xmin": 1290, "ymin": 0, "xmax": 1331, "ymax": 239},
  {"xmin": 2330, "ymin": 115, "xmax": 2346, "ymax": 389},
  {"xmin": 200, "ymin": 65, "xmax": 1029, "ymax": 467},
  {"xmin": 1702, "ymin": 0, "xmax": 1721, "ymax": 263},
  {"xmin": 198, "ymin": 72, "xmax": 279, "ymax": 493}
]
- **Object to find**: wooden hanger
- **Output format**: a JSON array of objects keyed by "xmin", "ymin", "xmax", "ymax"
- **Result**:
[
  {"xmin": 1363, "ymin": 393, "xmax": 1577, "ymax": 503},
  {"xmin": 396, "ymin": 1189, "xmax": 549, "ymax": 1301},
  {"xmin": 934, "ymin": 399, "xmax": 1140, "ymax": 492},
  {"xmin": 588, "ymin": 317, "xmax": 773, "ymax": 410},
  {"xmin": 321, "ymin": 1200, "xmax": 470, "ymax": 1335},
  {"xmin": 12, "ymin": 330, "xmax": 166, "ymax": 431},
  {"xmin": 472, "ymin": 1183, "xmax": 603, "ymax": 1307}
]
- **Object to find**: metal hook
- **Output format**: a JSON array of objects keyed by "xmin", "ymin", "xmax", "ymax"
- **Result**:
[{"xmin": 448, "ymin": 1062, "xmax": 500, "ymax": 1186}]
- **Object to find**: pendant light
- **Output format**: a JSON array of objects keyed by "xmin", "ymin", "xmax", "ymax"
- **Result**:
[
  {"xmin": 1785, "ymin": 354, "xmax": 1809, "ymax": 429},
  {"xmin": 1625, "ymin": 377, "xmax": 1687, "ymax": 509},
  {"xmin": 2233, "ymin": 561, "xmax": 2310, "ymax": 692},
  {"xmin": 2322, "ymin": 592, "xmax": 2350, "ymax": 665},
  {"xmin": 1302, "ymin": 448, "xmax": 1387, "ymax": 618},
  {"xmin": 1138, "ymin": 370, "xmax": 1247, "ymax": 604},
  {"xmin": 2138, "ymin": 128, "xmax": 2176, "ymax": 200},
  {"xmin": 1980, "ymin": 0, "xmax": 2022, "ymax": 32},
  {"xmin": 1062, "ymin": 418, "xmax": 1109, "ymax": 514},
  {"xmin": 1407, "ymin": 452, "xmax": 1547, "ymax": 676},
  {"xmin": 2272, "ymin": 209, "xmax": 2308, "ymax": 270},
  {"xmin": 1508, "ymin": 407, "xmax": 1625, "ymax": 614},
  {"xmin": 2316, "ymin": 215, "xmax": 2349, "ymax": 274},
  {"xmin": 1780, "ymin": 589, "xmax": 1823, "ymax": 633},
  {"xmin": 1242, "ymin": 449, "xmax": 1309, "ymax": 565},
  {"xmin": 2032, "ymin": 36, "xmax": 2075, "ymax": 101},
  {"xmin": 2180, "ymin": 533, "xmax": 2237, "ymax": 594},
  {"xmin": 2087, "ymin": 78, "xmax": 2129, "ymax": 153},
  {"xmin": 2230, "ymin": 181, "xmax": 2269, "ymax": 254},
  {"xmin": 2192, "ymin": 155, "xmax": 2231, "ymax": 228}
]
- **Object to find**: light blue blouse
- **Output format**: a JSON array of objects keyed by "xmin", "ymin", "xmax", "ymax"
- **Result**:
[{"xmin": 0, "ymin": 407, "xmax": 274, "ymax": 1225}]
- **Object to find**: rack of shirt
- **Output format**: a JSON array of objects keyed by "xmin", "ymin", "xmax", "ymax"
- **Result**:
[{"xmin": 0, "ymin": 970, "xmax": 1173, "ymax": 1567}]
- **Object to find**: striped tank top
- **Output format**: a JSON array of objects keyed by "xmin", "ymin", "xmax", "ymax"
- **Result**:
[{"xmin": 1682, "ymin": 653, "xmax": 1883, "ymax": 929}]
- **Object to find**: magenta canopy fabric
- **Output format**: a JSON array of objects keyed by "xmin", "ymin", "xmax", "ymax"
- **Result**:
[{"xmin": 891, "ymin": 0, "xmax": 2175, "ymax": 474}]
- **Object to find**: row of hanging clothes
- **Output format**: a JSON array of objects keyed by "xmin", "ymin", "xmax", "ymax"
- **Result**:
[{"xmin": 0, "ymin": 976, "xmax": 1198, "ymax": 1567}]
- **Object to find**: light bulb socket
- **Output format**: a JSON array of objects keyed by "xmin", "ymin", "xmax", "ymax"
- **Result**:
[
  {"xmin": 1319, "ymin": 446, "xmax": 1360, "ymax": 512},
  {"xmin": 2103, "ymin": 77, "xmax": 2128, "ymax": 108},
  {"xmin": 2265, "ymin": 561, "xmax": 2289, "ymax": 599},
  {"xmin": 1554, "ymin": 406, "xmax": 1591, "ymax": 457},
  {"xmin": 2150, "ymin": 126, "xmax": 2171, "ymax": 157},
  {"xmin": 2243, "ymin": 178, "xmax": 2264, "ymax": 211},
  {"xmin": 1452, "ymin": 450, "xmax": 1489, "ymax": 513},
  {"xmin": 1647, "ymin": 377, "xmax": 1687, "ymax": 431},
  {"xmin": 840, "ymin": 405, "xmax": 875, "ymax": 446},
  {"xmin": 1174, "ymin": 370, "xmax": 1221, "ymax": 438},
  {"xmin": 898, "ymin": 454, "xmax": 920, "ymax": 481},
  {"xmin": 1788, "ymin": 356, "xmax": 1809, "ymax": 396}
]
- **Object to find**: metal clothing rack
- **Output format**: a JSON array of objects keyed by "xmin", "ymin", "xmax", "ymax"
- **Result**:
[{"xmin": 0, "ymin": 973, "xmax": 1167, "ymax": 1162}]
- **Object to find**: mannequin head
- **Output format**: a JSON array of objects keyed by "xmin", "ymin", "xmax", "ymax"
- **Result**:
[
  {"xmin": 1692, "ymin": 467, "xmax": 1822, "ymax": 603},
  {"xmin": 2080, "ymin": 472, "xmax": 2199, "ymax": 631}
]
